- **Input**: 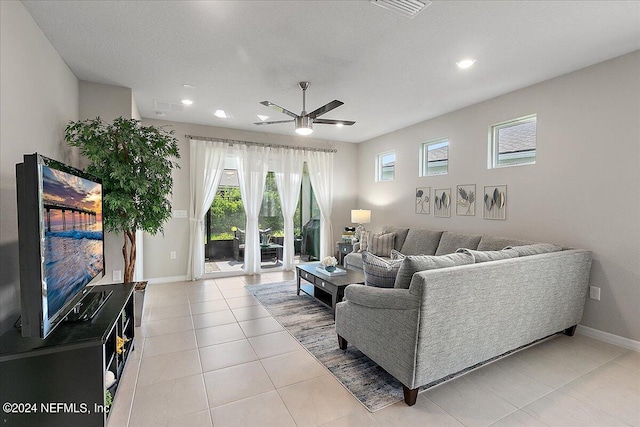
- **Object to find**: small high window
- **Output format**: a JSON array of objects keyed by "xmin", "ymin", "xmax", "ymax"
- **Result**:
[
  {"xmin": 490, "ymin": 115, "xmax": 536, "ymax": 168},
  {"xmin": 375, "ymin": 151, "xmax": 395, "ymax": 182},
  {"xmin": 420, "ymin": 138, "xmax": 449, "ymax": 176}
]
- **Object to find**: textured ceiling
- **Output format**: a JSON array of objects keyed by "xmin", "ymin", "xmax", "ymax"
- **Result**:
[{"xmin": 22, "ymin": 1, "xmax": 640, "ymax": 143}]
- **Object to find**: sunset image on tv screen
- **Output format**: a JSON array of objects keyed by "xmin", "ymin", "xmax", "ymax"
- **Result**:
[{"xmin": 41, "ymin": 165, "xmax": 103, "ymax": 317}]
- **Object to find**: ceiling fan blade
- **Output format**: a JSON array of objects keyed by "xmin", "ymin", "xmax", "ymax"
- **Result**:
[
  {"xmin": 260, "ymin": 101, "xmax": 298, "ymax": 118},
  {"xmin": 313, "ymin": 118, "xmax": 355, "ymax": 126},
  {"xmin": 308, "ymin": 100, "xmax": 344, "ymax": 119},
  {"xmin": 254, "ymin": 120, "xmax": 295, "ymax": 125}
]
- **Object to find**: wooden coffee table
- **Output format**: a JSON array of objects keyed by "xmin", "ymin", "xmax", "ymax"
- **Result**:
[{"xmin": 296, "ymin": 263, "xmax": 365, "ymax": 318}]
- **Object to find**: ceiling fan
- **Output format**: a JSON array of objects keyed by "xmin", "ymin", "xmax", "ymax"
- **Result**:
[{"xmin": 254, "ymin": 82, "xmax": 355, "ymax": 136}]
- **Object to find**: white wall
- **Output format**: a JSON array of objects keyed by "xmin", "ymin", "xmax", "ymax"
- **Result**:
[
  {"xmin": 356, "ymin": 51, "xmax": 640, "ymax": 341},
  {"xmin": 140, "ymin": 119, "xmax": 359, "ymax": 280},
  {"xmin": 0, "ymin": 1, "xmax": 80, "ymax": 335}
]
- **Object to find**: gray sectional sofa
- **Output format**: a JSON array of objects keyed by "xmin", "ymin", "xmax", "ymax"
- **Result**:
[{"xmin": 336, "ymin": 226, "xmax": 592, "ymax": 405}]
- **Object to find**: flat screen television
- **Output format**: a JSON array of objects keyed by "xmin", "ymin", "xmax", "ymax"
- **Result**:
[{"xmin": 16, "ymin": 153, "xmax": 105, "ymax": 339}]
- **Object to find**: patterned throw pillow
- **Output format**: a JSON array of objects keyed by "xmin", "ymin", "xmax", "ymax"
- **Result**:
[
  {"xmin": 357, "ymin": 230, "xmax": 371, "ymax": 253},
  {"xmin": 393, "ymin": 252, "xmax": 475, "ymax": 289},
  {"xmin": 362, "ymin": 251, "xmax": 403, "ymax": 288},
  {"xmin": 391, "ymin": 249, "xmax": 405, "ymax": 260},
  {"xmin": 369, "ymin": 232, "xmax": 396, "ymax": 257}
]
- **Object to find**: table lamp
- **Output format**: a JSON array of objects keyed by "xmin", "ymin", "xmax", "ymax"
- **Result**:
[{"xmin": 351, "ymin": 209, "xmax": 371, "ymax": 240}]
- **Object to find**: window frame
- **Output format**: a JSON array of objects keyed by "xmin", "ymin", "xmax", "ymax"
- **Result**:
[
  {"xmin": 419, "ymin": 137, "xmax": 449, "ymax": 177},
  {"xmin": 489, "ymin": 114, "xmax": 537, "ymax": 169},
  {"xmin": 375, "ymin": 150, "xmax": 395, "ymax": 182}
]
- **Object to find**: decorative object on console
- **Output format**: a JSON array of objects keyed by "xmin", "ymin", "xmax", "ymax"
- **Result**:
[
  {"xmin": 415, "ymin": 187, "xmax": 430, "ymax": 214},
  {"xmin": 483, "ymin": 185, "xmax": 507, "ymax": 220},
  {"xmin": 456, "ymin": 184, "xmax": 476, "ymax": 216},
  {"xmin": 433, "ymin": 188, "xmax": 451, "ymax": 218},
  {"xmin": 351, "ymin": 209, "xmax": 371, "ymax": 241},
  {"xmin": 65, "ymin": 117, "xmax": 180, "ymax": 283}
]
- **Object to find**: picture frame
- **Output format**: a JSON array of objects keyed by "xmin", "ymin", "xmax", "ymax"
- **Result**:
[
  {"xmin": 434, "ymin": 188, "xmax": 451, "ymax": 218},
  {"xmin": 483, "ymin": 185, "xmax": 507, "ymax": 220},
  {"xmin": 456, "ymin": 184, "xmax": 476, "ymax": 216},
  {"xmin": 415, "ymin": 187, "xmax": 430, "ymax": 214}
]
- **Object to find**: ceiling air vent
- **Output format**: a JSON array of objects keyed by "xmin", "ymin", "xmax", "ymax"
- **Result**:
[
  {"xmin": 153, "ymin": 99, "xmax": 184, "ymax": 112},
  {"xmin": 370, "ymin": 0, "xmax": 431, "ymax": 18}
]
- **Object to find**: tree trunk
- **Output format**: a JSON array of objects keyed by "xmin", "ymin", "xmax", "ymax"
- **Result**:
[{"xmin": 123, "ymin": 230, "xmax": 137, "ymax": 283}]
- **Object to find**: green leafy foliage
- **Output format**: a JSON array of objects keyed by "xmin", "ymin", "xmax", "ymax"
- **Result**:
[
  {"xmin": 65, "ymin": 117, "xmax": 180, "ymax": 282},
  {"xmin": 65, "ymin": 117, "xmax": 180, "ymax": 236}
]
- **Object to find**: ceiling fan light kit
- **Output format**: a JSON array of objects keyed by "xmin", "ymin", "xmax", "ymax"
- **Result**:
[{"xmin": 255, "ymin": 81, "xmax": 355, "ymax": 136}]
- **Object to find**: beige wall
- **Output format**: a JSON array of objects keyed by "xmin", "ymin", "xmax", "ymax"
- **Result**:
[
  {"xmin": 140, "ymin": 119, "xmax": 359, "ymax": 280},
  {"xmin": 0, "ymin": 1, "xmax": 80, "ymax": 334},
  {"xmin": 356, "ymin": 51, "xmax": 640, "ymax": 341},
  {"xmin": 78, "ymin": 81, "xmax": 137, "ymax": 283}
]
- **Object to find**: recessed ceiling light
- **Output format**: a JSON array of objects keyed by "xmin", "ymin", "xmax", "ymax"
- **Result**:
[
  {"xmin": 336, "ymin": 123, "xmax": 344, "ymax": 128},
  {"xmin": 456, "ymin": 58, "xmax": 476, "ymax": 69},
  {"xmin": 214, "ymin": 110, "xmax": 227, "ymax": 118},
  {"xmin": 257, "ymin": 115, "xmax": 269, "ymax": 121},
  {"xmin": 183, "ymin": 84, "xmax": 195, "ymax": 89},
  {"xmin": 181, "ymin": 99, "xmax": 193, "ymax": 105}
]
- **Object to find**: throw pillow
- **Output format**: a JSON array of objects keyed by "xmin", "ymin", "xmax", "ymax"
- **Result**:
[
  {"xmin": 394, "ymin": 252, "xmax": 475, "ymax": 289},
  {"xmin": 391, "ymin": 249, "xmax": 405, "ymax": 260},
  {"xmin": 435, "ymin": 231, "xmax": 482, "ymax": 255},
  {"xmin": 503, "ymin": 243, "xmax": 562, "ymax": 257},
  {"xmin": 362, "ymin": 251, "xmax": 403, "ymax": 288},
  {"xmin": 456, "ymin": 248, "xmax": 520, "ymax": 263},
  {"xmin": 369, "ymin": 232, "xmax": 396, "ymax": 257},
  {"xmin": 357, "ymin": 230, "xmax": 371, "ymax": 253}
]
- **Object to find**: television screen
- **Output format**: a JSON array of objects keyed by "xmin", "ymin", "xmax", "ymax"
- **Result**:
[
  {"xmin": 16, "ymin": 154, "xmax": 104, "ymax": 338},
  {"xmin": 41, "ymin": 163, "xmax": 104, "ymax": 318}
]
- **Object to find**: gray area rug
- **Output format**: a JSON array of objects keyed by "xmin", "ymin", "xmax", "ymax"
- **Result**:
[
  {"xmin": 246, "ymin": 280, "xmax": 405, "ymax": 411},
  {"xmin": 246, "ymin": 280, "xmax": 559, "ymax": 412}
]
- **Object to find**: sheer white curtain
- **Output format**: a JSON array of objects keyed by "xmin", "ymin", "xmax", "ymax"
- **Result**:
[
  {"xmin": 236, "ymin": 145, "xmax": 270, "ymax": 275},
  {"xmin": 272, "ymin": 148, "xmax": 305, "ymax": 271},
  {"xmin": 188, "ymin": 139, "xmax": 228, "ymax": 280},
  {"xmin": 306, "ymin": 150, "xmax": 334, "ymax": 259}
]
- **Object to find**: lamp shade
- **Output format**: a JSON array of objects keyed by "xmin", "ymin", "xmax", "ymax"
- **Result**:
[{"xmin": 351, "ymin": 209, "xmax": 371, "ymax": 224}]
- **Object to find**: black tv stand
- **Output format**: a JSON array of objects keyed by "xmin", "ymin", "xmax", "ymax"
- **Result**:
[
  {"xmin": 0, "ymin": 283, "xmax": 135, "ymax": 427},
  {"xmin": 65, "ymin": 289, "xmax": 113, "ymax": 322}
]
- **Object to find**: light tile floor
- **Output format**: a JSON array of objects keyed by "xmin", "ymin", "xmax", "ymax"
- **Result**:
[{"xmin": 109, "ymin": 272, "xmax": 640, "ymax": 427}]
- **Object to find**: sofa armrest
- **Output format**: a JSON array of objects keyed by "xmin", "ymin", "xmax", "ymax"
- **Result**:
[{"xmin": 344, "ymin": 284, "xmax": 420, "ymax": 310}]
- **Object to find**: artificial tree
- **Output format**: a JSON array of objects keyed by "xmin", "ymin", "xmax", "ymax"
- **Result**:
[{"xmin": 65, "ymin": 117, "xmax": 180, "ymax": 283}]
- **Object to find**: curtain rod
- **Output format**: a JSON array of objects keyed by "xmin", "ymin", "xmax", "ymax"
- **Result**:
[{"xmin": 185, "ymin": 135, "xmax": 337, "ymax": 153}]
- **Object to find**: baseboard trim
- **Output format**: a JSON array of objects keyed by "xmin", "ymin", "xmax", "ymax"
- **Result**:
[
  {"xmin": 577, "ymin": 325, "xmax": 640, "ymax": 352},
  {"xmin": 145, "ymin": 275, "xmax": 190, "ymax": 285}
]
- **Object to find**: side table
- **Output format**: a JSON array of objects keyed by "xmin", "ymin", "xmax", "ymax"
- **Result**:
[{"xmin": 337, "ymin": 242, "xmax": 354, "ymax": 265}]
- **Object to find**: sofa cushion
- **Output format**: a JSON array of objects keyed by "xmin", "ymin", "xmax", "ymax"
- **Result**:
[
  {"xmin": 400, "ymin": 229, "xmax": 444, "ymax": 255},
  {"xmin": 505, "ymin": 243, "xmax": 562, "ymax": 256},
  {"xmin": 394, "ymin": 252, "xmax": 475, "ymax": 289},
  {"xmin": 382, "ymin": 226, "xmax": 410, "ymax": 251},
  {"xmin": 456, "ymin": 248, "xmax": 520, "ymax": 263},
  {"xmin": 391, "ymin": 249, "xmax": 405, "ymax": 260},
  {"xmin": 362, "ymin": 252, "xmax": 403, "ymax": 288},
  {"xmin": 358, "ymin": 230, "xmax": 371, "ymax": 253},
  {"xmin": 370, "ymin": 232, "xmax": 396, "ymax": 257},
  {"xmin": 477, "ymin": 235, "xmax": 536, "ymax": 251},
  {"xmin": 435, "ymin": 231, "xmax": 482, "ymax": 255}
]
